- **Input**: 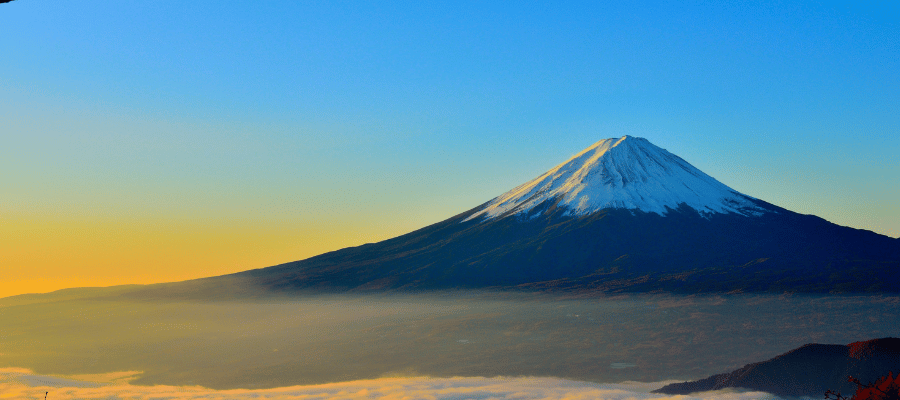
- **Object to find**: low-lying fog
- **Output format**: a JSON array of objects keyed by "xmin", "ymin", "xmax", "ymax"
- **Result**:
[{"xmin": 0, "ymin": 290, "xmax": 897, "ymax": 397}]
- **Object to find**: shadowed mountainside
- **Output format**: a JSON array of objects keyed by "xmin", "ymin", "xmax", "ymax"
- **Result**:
[
  {"xmin": 112, "ymin": 197, "xmax": 900, "ymax": 300},
  {"xmin": 177, "ymin": 199, "xmax": 900, "ymax": 296}
]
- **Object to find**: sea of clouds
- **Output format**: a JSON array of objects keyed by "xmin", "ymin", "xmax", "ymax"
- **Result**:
[{"xmin": 0, "ymin": 368, "xmax": 799, "ymax": 400}]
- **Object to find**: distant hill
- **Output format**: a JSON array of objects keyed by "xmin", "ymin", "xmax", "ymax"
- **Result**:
[{"xmin": 653, "ymin": 337, "xmax": 900, "ymax": 397}]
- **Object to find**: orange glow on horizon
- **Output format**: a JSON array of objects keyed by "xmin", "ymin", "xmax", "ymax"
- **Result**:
[{"xmin": 0, "ymin": 213, "xmax": 411, "ymax": 298}]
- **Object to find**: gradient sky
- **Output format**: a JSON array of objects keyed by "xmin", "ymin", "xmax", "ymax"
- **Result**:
[{"xmin": 2, "ymin": 1, "xmax": 898, "ymax": 298}]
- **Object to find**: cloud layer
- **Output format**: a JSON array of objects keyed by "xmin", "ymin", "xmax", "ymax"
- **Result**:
[{"xmin": 0, "ymin": 368, "xmax": 791, "ymax": 400}]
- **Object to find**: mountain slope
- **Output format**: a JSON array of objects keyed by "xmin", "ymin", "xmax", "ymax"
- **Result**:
[
  {"xmin": 205, "ymin": 136, "xmax": 900, "ymax": 294},
  {"xmin": 226, "ymin": 202, "xmax": 899, "ymax": 293},
  {"xmin": 653, "ymin": 338, "xmax": 900, "ymax": 397}
]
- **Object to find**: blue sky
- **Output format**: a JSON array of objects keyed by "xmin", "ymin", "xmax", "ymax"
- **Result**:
[{"xmin": 1, "ymin": 0, "xmax": 898, "ymax": 294}]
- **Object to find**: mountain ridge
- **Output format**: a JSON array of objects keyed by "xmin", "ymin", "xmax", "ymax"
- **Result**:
[{"xmin": 653, "ymin": 338, "xmax": 900, "ymax": 397}]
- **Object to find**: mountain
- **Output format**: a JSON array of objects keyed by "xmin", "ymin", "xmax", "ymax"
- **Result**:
[
  {"xmin": 653, "ymin": 338, "xmax": 900, "ymax": 397},
  {"xmin": 185, "ymin": 136, "xmax": 900, "ymax": 295},
  {"xmin": 466, "ymin": 136, "xmax": 765, "ymax": 220}
]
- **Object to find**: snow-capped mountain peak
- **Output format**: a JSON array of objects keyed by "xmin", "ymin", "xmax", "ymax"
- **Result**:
[{"xmin": 465, "ymin": 136, "xmax": 766, "ymax": 221}]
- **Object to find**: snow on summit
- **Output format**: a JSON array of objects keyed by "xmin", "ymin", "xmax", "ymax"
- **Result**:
[{"xmin": 466, "ymin": 136, "xmax": 766, "ymax": 221}]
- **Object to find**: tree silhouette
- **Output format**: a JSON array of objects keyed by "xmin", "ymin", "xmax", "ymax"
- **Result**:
[{"xmin": 827, "ymin": 373, "xmax": 900, "ymax": 400}]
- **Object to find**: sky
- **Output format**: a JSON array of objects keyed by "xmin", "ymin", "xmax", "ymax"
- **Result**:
[{"xmin": 1, "ymin": 0, "xmax": 898, "ymax": 298}]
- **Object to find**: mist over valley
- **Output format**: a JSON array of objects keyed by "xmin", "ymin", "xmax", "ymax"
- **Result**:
[{"xmin": 2, "ymin": 290, "xmax": 897, "ymax": 393}]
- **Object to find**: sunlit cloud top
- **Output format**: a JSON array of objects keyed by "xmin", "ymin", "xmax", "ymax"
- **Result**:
[{"xmin": 0, "ymin": 368, "xmax": 791, "ymax": 400}]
